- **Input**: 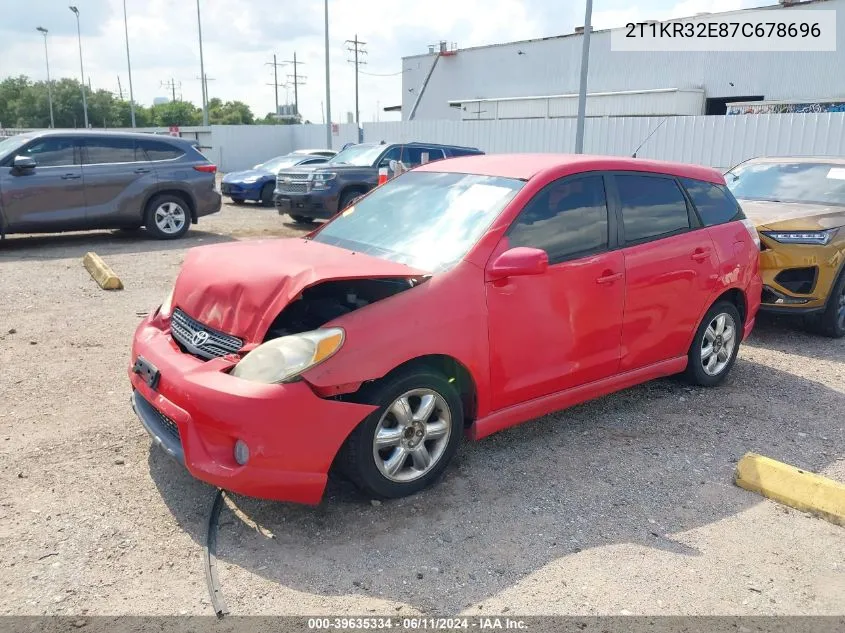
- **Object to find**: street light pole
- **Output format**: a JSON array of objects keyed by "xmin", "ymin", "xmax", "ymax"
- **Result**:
[
  {"xmin": 69, "ymin": 6, "xmax": 89, "ymax": 128},
  {"xmin": 196, "ymin": 0, "xmax": 209, "ymax": 126},
  {"xmin": 574, "ymin": 0, "xmax": 593, "ymax": 154},
  {"xmin": 123, "ymin": 0, "xmax": 136, "ymax": 127},
  {"xmin": 324, "ymin": 0, "xmax": 332, "ymax": 148},
  {"xmin": 36, "ymin": 27, "xmax": 55, "ymax": 128}
]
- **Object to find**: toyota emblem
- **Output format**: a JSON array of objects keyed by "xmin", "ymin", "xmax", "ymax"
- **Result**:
[{"xmin": 191, "ymin": 330, "xmax": 210, "ymax": 347}]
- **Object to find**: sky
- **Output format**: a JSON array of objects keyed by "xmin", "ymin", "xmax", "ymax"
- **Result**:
[{"xmin": 0, "ymin": 0, "xmax": 763, "ymax": 125}]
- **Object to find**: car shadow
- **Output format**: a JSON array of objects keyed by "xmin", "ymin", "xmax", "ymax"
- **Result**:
[
  {"xmin": 0, "ymin": 228, "xmax": 235, "ymax": 261},
  {"xmin": 744, "ymin": 312, "xmax": 845, "ymax": 364},
  {"xmin": 146, "ymin": 356, "xmax": 844, "ymax": 615}
]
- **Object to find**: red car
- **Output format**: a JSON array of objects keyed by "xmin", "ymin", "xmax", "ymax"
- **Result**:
[{"xmin": 129, "ymin": 154, "xmax": 761, "ymax": 504}]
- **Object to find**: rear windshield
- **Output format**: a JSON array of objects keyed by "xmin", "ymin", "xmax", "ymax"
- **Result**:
[{"xmin": 726, "ymin": 161, "xmax": 845, "ymax": 206}]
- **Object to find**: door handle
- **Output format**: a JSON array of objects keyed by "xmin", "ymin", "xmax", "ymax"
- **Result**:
[
  {"xmin": 596, "ymin": 271, "xmax": 623, "ymax": 285},
  {"xmin": 60, "ymin": 173, "xmax": 81, "ymax": 180},
  {"xmin": 133, "ymin": 168, "xmax": 151, "ymax": 174},
  {"xmin": 691, "ymin": 248, "xmax": 711, "ymax": 262}
]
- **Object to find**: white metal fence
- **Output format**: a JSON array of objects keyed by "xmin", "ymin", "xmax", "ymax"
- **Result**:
[{"xmin": 5, "ymin": 114, "xmax": 845, "ymax": 173}]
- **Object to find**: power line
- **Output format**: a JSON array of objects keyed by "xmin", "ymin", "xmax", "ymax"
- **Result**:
[
  {"xmin": 345, "ymin": 34, "xmax": 367, "ymax": 124},
  {"xmin": 265, "ymin": 55, "xmax": 286, "ymax": 116},
  {"xmin": 281, "ymin": 52, "xmax": 306, "ymax": 117},
  {"xmin": 160, "ymin": 78, "xmax": 182, "ymax": 102}
]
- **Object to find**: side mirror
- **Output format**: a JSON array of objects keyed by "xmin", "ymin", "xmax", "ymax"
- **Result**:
[
  {"xmin": 13, "ymin": 155, "xmax": 36, "ymax": 170},
  {"xmin": 486, "ymin": 247, "xmax": 548, "ymax": 282}
]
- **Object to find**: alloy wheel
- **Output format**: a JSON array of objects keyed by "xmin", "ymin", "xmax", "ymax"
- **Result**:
[
  {"xmin": 154, "ymin": 202, "xmax": 187, "ymax": 234},
  {"xmin": 701, "ymin": 312, "xmax": 737, "ymax": 376}
]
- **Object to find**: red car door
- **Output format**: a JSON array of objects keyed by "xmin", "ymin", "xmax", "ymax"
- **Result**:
[
  {"xmin": 486, "ymin": 174, "xmax": 625, "ymax": 411},
  {"xmin": 609, "ymin": 172, "xmax": 720, "ymax": 372}
]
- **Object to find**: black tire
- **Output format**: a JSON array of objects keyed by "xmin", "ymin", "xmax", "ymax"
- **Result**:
[
  {"xmin": 338, "ymin": 368, "xmax": 463, "ymax": 500},
  {"xmin": 807, "ymin": 269, "xmax": 845, "ymax": 338},
  {"xmin": 260, "ymin": 183, "xmax": 274, "ymax": 207},
  {"xmin": 288, "ymin": 214, "xmax": 314, "ymax": 225},
  {"xmin": 143, "ymin": 194, "xmax": 191, "ymax": 240},
  {"xmin": 339, "ymin": 189, "xmax": 364, "ymax": 211},
  {"xmin": 230, "ymin": 197, "xmax": 245, "ymax": 205},
  {"xmin": 683, "ymin": 301, "xmax": 742, "ymax": 387}
]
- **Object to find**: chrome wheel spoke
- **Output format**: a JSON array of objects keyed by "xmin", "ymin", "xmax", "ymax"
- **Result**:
[
  {"xmin": 375, "ymin": 427, "xmax": 403, "ymax": 449},
  {"xmin": 390, "ymin": 397, "xmax": 413, "ymax": 427},
  {"xmin": 715, "ymin": 314, "xmax": 726, "ymax": 334},
  {"xmin": 704, "ymin": 326, "xmax": 717, "ymax": 343},
  {"xmin": 410, "ymin": 445, "xmax": 432, "ymax": 470},
  {"xmin": 425, "ymin": 419, "xmax": 449, "ymax": 440},
  {"xmin": 383, "ymin": 447, "xmax": 408, "ymax": 477},
  {"xmin": 414, "ymin": 394, "xmax": 436, "ymax": 423},
  {"xmin": 701, "ymin": 343, "xmax": 714, "ymax": 360},
  {"xmin": 706, "ymin": 354, "xmax": 718, "ymax": 372}
]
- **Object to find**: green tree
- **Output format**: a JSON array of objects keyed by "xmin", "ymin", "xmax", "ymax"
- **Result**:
[
  {"xmin": 149, "ymin": 100, "xmax": 202, "ymax": 126},
  {"xmin": 208, "ymin": 98, "xmax": 255, "ymax": 125}
]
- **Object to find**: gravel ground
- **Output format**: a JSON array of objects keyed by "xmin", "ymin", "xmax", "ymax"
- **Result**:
[{"xmin": 0, "ymin": 199, "xmax": 843, "ymax": 617}]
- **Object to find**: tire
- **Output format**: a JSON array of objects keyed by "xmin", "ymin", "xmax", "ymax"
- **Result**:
[
  {"xmin": 230, "ymin": 197, "xmax": 245, "ymax": 205},
  {"xmin": 339, "ymin": 189, "xmax": 363, "ymax": 211},
  {"xmin": 807, "ymin": 269, "xmax": 845, "ymax": 338},
  {"xmin": 338, "ymin": 368, "xmax": 463, "ymax": 500},
  {"xmin": 289, "ymin": 214, "xmax": 314, "ymax": 225},
  {"xmin": 683, "ymin": 301, "xmax": 742, "ymax": 387},
  {"xmin": 143, "ymin": 194, "xmax": 190, "ymax": 240},
  {"xmin": 260, "ymin": 183, "xmax": 274, "ymax": 207}
]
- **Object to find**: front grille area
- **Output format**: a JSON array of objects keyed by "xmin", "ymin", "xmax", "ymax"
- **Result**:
[
  {"xmin": 170, "ymin": 308, "xmax": 244, "ymax": 360},
  {"xmin": 276, "ymin": 172, "xmax": 309, "ymax": 194},
  {"xmin": 151, "ymin": 404, "xmax": 181, "ymax": 443},
  {"xmin": 774, "ymin": 266, "xmax": 818, "ymax": 295}
]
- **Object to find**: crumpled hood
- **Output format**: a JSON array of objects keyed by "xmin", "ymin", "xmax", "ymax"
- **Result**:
[
  {"xmin": 740, "ymin": 199, "xmax": 845, "ymax": 231},
  {"xmin": 171, "ymin": 238, "xmax": 423, "ymax": 343}
]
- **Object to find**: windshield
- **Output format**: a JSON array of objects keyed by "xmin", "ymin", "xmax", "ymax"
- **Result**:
[
  {"xmin": 312, "ymin": 171, "xmax": 524, "ymax": 272},
  {"xmin": 257, "ymin": 155, "xmax": 305, "ymax": 172},
  {"xmin": 0, "ymin": 134, "xmax": 31, "ymax": 160},
  {"xmin": 327, "ymin": 144, "xmax": 384, "ymax": 167},
  {"xmin": 726, "ymin": 161, "xmax": 845, "ymax": 206}
]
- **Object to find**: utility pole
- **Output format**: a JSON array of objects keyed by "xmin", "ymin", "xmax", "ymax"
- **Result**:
[
  {"xmin": 69, "ymin": 6, "xmax": 88, "ymax": 128},
  {"xmin": 282, "ymin": 52, "xmax": 306, "ymax": 117},
  {"xmin": 123, "ymin": 0, "xmax": 136, "ymax": 127},
  {"xmin": 265, "ymin": 55, "xmax": 287, "ymax": 116},
  {"xmin": 117, "ymin": 75, "xmax": 124, "ymax": 100},
  {"xmin": 161, "ymin": 79, "xmax": 181, "ymax": 102},
  {"xmin": 324, "ymin": 0, "xmax": 332, "ymax": 148},
  {"xmin": 574, "ymin": 0, "xmax": 593, "ymax": 154},
  {"xmin": 36, "ymin": 27, "xmax": 54, "ymax": 128},
  {"xmin": 345, "ymin": 35, "xmax": 367, "ymax": 124},
  {"xmin": 196, "ymin": 0, "xmax": 208, "ymax": 126}
]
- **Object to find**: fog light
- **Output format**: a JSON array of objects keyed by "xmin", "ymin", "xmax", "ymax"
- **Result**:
[{"xmin": 234, "ymin": 440, "xmax": 250, "ymax": 466}]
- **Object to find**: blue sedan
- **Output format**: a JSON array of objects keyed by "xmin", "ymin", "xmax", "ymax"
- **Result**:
[{"xmin": 221, "ymin": 153, "xmax": 331, "ymax": 206}]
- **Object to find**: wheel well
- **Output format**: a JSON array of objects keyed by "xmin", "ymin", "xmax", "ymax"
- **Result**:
[
  {"xmin": 714, "ymin": 288, "xmax": 747, "ymax": 325},
  {"xmin": 144, "ymin": 189, "xmax": 197, "ymax": 224},
  {"xmin": 339, "ymin": 185, "xmax": 368, "ymax": 205},
  {"xmin": 378, "ymin": 355, "xmax": 478, "ymax": 427}
]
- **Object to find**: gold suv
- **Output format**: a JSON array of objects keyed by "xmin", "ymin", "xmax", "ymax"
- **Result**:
[{"xmin": 726, "ymin": 157, "xmax": 845, "ymax": 338}]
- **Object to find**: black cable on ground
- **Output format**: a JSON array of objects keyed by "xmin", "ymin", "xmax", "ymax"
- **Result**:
[{"xmin": 204, "ymin": 488, "xmax": 230, "ymax": 618}]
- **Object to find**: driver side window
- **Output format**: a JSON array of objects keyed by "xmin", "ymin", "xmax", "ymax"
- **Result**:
[
  {"xmin": 507, "ymin": 175, "xmax": 609, "ymax": 264},
  {"xmin": 21, "ymin": 138, "xmax": 78, "ymax": 167}
]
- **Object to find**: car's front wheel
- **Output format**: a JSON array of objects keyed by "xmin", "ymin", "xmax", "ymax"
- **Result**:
[
  {"xmin": 807, "ymin": 270, "xmax": 845, "ymax": 338},
  {"xmin": 683, "ymin": 301, "xmax": 742, "ymax": 387},
  {"xmin": 260, "ymin": 183, "xmax": 274, "ymax": 207},
  {"xmin": 144, "ymin": 194, "xmax": 190, "ymax": 240},
  {"xmin": 339, "ymin": 368, "xmax": 463, "ymax": 499},
  {"xmin": 288, "ymin": 214, "xmax": 314, "ymax": 225}
]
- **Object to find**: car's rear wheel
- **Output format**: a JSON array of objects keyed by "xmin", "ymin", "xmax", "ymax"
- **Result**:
[
  {"xmin": 338, "ymin": 368, "xmax": 463, "ymax": 499},
  {"xmin": 683, "ymin": 301, "xmax": 742, "ymax": 387},
  {"xmin": 230, "ymin": 197, "xmax": 245, "ymax": 205},
  {"xmin": 144, "ymin": 194, "xmax": 190, "ymax": 240},
  {"xmin": 807, "ymin": 269, "xmax": 845, "ymax": 338},
  {"xmin": 260, "ymin": 183, "xmax": 274, "ymax": 207},
  {"xmin": 289, "ymin": 214, "xmax": 314, "ymax": 225}
]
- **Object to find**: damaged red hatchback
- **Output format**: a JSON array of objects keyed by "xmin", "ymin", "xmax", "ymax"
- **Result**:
[{"xmin": 129, "ymin": 154, "xmax": 761, "ymax": 504}]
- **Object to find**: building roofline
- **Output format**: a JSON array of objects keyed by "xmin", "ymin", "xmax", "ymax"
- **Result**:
[
  {"xmin": 401, "ymin": 0, "xmax": 833, "ymax": 60},
  {"xmin": 448, "ymin": 87, "xmax": 704, "ymax": 105}
]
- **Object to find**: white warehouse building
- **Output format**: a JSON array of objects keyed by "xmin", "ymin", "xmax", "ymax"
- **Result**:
[{"xmin": 397, "ymin": 0, "xmax": 845, "ymax": 121}]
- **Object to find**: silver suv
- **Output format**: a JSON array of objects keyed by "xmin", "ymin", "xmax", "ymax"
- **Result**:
[{"xmin": 0, "ymin": 130, "xmax": 221, "ymax": 240}]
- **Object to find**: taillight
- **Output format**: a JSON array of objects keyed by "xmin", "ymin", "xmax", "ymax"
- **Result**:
[
  {"xmin": 193, "ymin": 164, "xmax": 217, "ymax": 173},
  {"xmin": 740, "ymin": 219, "xmax": 761, "ymax": 250}
]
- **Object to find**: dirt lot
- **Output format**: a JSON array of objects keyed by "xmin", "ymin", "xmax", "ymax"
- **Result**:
[{"xmin": 0, "ymin": 199, "xmax": 843, "ymax": 617}]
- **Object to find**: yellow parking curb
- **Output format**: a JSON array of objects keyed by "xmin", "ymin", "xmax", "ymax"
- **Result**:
[
  {"xmin": 734, "ymin": 452, "xmax": 845, "ymax": 527},
  {"xmin": 83, "ymin": 251, "xmax": 123, "ymax": 290}
]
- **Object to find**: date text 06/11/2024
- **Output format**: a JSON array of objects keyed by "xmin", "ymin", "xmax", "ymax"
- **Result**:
[
  {"xmin": 609, "ymin": 8, "xmax": 836, "ymax": 52},
  {"xmin": 306, "ymin": 617, "xmax": 529, "ymax": 630}
]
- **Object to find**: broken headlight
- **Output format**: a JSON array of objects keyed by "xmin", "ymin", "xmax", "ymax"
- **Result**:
[
  {"xmin": 231, "ymin": 327, "xmax": 344, "ymax": 384},
  {"xmin": 159, "ymin": 288, "xmax": 174, "ymax": 320}
]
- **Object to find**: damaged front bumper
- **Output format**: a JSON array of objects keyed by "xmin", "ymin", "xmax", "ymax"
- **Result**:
[{"xmin": 128, "ymin": 315, "xmax": 376, "ymax": 504}]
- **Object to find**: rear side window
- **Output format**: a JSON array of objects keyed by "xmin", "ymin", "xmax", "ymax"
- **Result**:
[
  {"xmin": 138, "ymin": 139, "xmax": 185, "ymax": 161},
  {"xmin": 507, "ymin": 175, "xmax": 609, "ymax": 263},
  {"xmin": 615, "ymin": 175, "xmax": 690, "ymax": 243},
  {"xmin": 681, "ymin": 178, "xmax": 744, "ymax": 226},
  {"xmin": 84, "ymin": 137, "xmax": 142, "ymax": 165}
]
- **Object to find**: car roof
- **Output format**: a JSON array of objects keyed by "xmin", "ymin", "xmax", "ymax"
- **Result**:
[
  {"xmin": 414, "ymin": 153, "xmax": 725, "ymax": 183},
  {"xmin": 738, "ymin": 155, "xmax": 845, "ymax": 166},
  {"xmin": 292, "ymin": 148, "xmax": 336, "ymax": 155},
  {"xmin": 22, "ymin": 129, "xmax": 191, "ymax": 145}
]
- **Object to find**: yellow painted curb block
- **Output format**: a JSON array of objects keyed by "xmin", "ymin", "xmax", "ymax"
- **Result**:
[
  {"xmin": 734, "ymin": 452, "xmax": 845, "ymax": 527},
  {"xmin": 83, "ymin": 251, "xmax": 123, "ymax": 290}
]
